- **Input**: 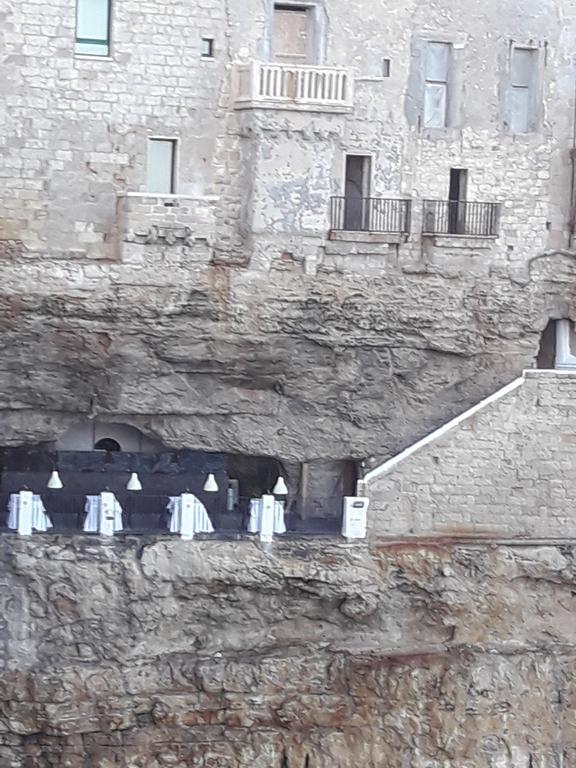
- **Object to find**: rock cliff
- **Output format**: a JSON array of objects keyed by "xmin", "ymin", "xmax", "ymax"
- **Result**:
[
  {"xmin": 0, "ymin": 247, "xmax": 574, "ymax": 464},
  {"xmin": 1, "ymin": 535, "xmax": 575, "ymax": 767}
]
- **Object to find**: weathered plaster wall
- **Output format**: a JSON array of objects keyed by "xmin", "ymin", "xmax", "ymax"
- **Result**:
[
  {"xmin": 2, "ymin": 535, "xmax": 576, "ymax": 767},
  {"xmin": 365, "ymin": 370, "xmax": 576, "ymax": 538}
]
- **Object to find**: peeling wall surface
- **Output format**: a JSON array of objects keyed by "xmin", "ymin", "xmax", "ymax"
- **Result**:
[
  {"xmin": 0, "ymin": 0, "xmax": 575, "ymax": 462},
  {"xmin": 3, "ymin": 535, "xmax": 576, "ymax": 768}
]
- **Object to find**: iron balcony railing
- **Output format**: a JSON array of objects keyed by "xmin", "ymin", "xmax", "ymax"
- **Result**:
[
  {"xmin": 330, "ymin": 196, "xmax": 411, "ymax": 234},
  {"xmin": 422, "ymin": 200, "xmax": 500, "ymax": 237}
]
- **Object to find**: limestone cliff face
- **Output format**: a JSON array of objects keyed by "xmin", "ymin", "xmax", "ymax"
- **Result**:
[
  {"xmin": 0, "ymin": 248, "xmax": 574, "ymax": 463},
  {"xmin": 1, "ymin": 535, "xmax": 575, "ymax": 767}
]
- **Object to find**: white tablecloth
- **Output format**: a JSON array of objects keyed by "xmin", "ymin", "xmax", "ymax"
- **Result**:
[
  {"xmin": 7, "ymin": 493, "xmax": 52, "ymax": 535},
  {"xmin": 168, "ymin": 494, "xmax": 214, "ymax": 539},
  {"xmin": 84, "ymin": 493, "xmax": 123, "ymax": 536},
  {"xmin": 248, "ymin": 496, "xmax": 286, "ymax": 539}
]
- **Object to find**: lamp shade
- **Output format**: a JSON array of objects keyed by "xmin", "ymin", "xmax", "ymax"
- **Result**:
[
  {"xmin": 47, "ymin": 470, "xmax": 63, "ymax": 490},
  {"xmin": 203, "ymin": 473, "xmax": 219, "ymax": 492},
  {"xmin": 272, "ymin": 476, "xmax": 288, "ymax": 495},
  {"xmin": 126, "ymin": 472, "xmax": 143, "ymax": 491}
]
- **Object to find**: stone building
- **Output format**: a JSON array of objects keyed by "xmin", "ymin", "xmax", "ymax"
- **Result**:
[{"xmin": 3, "ymin": 0, "xmax": 576, "ymax": 765}]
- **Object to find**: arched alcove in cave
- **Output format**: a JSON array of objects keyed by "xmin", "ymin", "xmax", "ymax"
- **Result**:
[
  {"xmin": 0, "ymin": 422, "xmax": 353, "ymax": 534},
  {"xmin": 536, "ymin": 319, "xmax": 557, "ymax": 369},
  {"xmin": 537, "ymin": 319, "xmax": 576, "ymax": 370}
]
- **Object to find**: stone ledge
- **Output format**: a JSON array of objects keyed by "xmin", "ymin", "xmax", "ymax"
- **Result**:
[
  {"xmin": 328, "ymin": 231, "xmax": 406, "ymax": 245},
  {"xmin": 423, "ymin": 234, "xmax": 498, "ymax": 249}
]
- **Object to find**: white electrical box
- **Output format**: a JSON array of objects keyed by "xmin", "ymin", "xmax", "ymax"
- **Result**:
[{"xmin": 342, "ymin": 497, "xmax": 369, "ymax": 539}]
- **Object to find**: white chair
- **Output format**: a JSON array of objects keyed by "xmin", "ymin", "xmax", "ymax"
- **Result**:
[
  {"xmin": 167, "ymin": 493, "xmax": 214, "ymax": 540},
  {"xmin": 248, "ymin": 495, "xmax": 286, "ymax": 542},
  {"xmin": 7, "ymin": 491, "xmax": 52, "ymax": 536},
  {"xmin": 83, "ymin": 492, "xmax": 123, "ymax": 536}
]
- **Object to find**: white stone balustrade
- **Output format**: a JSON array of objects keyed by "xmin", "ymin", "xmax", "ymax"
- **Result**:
[{"xmin": 233, "ymin": 61, "xmax": 354, "ymax": 112}]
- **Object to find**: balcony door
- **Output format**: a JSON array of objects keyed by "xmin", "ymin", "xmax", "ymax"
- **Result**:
[
  {"xmin": 344, "ymin": 155, "xmax": 371, "ymax": 231},
  {"xmin": 272, "ymin": 5, "xmax": 312, "ymax": 65},
  {"xmin": 448, "ymin": 168, "xmax": 467, "ymax": 234}
]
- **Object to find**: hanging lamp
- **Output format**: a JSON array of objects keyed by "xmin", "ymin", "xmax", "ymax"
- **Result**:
[
  {"xmin": 126, "ymin": 472, "xmax": 143, "ymax": 491},
  {"xmin": 47, "ymin": 470, "xmax": 64, "ymax": 490},
  {"xmin": 203, "ymin": 473, "xmax": 219, "ymax": 492},
  {"xmin": 272, "ymin": 476, "xmax": 288, "ymax": 495}
]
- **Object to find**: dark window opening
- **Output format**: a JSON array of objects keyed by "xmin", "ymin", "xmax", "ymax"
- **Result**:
[
  {"xmin": 94, "ymin": 438, "xmax": 121, "ymax": 452},
  {"xmin": 201, "ymin": 38, "xmax": 214, "ymax": 58},
  {"xmin": 343, "ymin": 154, "xmax": 371, "ymax": 231},
  {"xmin": 382, "ymin": 58, "xmax": 391, "ymax": 77},
  {"xmin": 536, "ymin": 320, "xmax": 557, "ymax": 369},
  {"xmin": 448, "ymin": 168, "xmax": 468, "ymax": 234}
]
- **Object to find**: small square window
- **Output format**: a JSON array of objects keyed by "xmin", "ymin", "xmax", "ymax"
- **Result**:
[
  {"xmin": 201, "ymin": 38, "xmax": 214, "ymax": 58},
  {"xmin": 382, "ymin": 58, "xmax": 391, "ymax": 77}
]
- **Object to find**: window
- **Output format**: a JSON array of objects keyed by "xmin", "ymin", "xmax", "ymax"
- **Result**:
[
  {"xmin": 382, "ymin": 59, "xmax": 391, "ymax": 78},
  {"xmin": 147, "ymin": 139, "xmax": 177, "ymax": 194},
  {"xmin": 424, "ymin": 41, "xmax": 451, "ymax": 128},
  {"xmin": 510, "ymin": 47, "xmax": 537, "ymax": 133},
  {"xmin": 76, "ymin": 0, "xmax": 111, "ymax": 56},
  {"xmin": 201, "ymin": 38, "xmax": 214, "ymax": 58},
  {"xmin": 272, "ymin": 5, "xmax": 312, "ymax": 64}
]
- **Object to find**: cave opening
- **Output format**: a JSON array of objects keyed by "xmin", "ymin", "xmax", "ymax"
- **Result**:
[{"xmin": 0, "ymin": 421, "xmax": 355, "ymax": 535}]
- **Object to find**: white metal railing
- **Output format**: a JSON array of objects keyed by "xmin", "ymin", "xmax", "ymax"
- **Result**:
[{"xmin": 234, "ymin": 61, "xmax": 353, "ymax": 110}]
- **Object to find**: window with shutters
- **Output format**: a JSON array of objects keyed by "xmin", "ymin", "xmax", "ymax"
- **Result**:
[
  {"xmin": 147, "ymin": 139, "xmax": 177, "ymax": 195},
  {"xmin": 272, "ymin": 5, "xmax": 312, "ymax": 64},
  {"xmin": 423, "ymin": 41, "xmax": 451, "ymax": 129},
  {"xmin": 509, "ymin": 47, "xmax": 537, "ymax": 133},
  {"xmin": 75, "ymin": 0, "xmax": 111, "ymax": 56}
]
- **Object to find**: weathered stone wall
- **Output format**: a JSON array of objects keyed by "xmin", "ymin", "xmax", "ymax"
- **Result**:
[
  {"xmin": 2, "ymin": 535, "xmax": 576, "ymax": 767},
  {"xmin": 1, "ymin": 0, "xmax": 576, "ymax": 464},
  {"xmin": 364, "ymin": 370, "xmax": 576, "ymax": 538}
]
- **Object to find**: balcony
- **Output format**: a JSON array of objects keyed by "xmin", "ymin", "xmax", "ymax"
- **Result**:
[
  {"xmin": 422, "ymin": 200, "xmax": 500, "ymax": 238},
  {"xmin": 117, "ymin": 192, "xmax": 217, "ymax": 248},
  {"xmin": 233, "ymin": 61, "xmax": 353, "ymax": 113},
  {"xmin": 329, "ymin": 196, "xmax": 411, "ymax": 242}
]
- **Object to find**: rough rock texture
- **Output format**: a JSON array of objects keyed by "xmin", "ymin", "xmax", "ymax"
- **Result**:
[
  {"xmin": 1, "ymin": 250, "xmax": 576, "ymax": 465},
  {"xmin": 2, "ymin": 535, "xmax": 576, "ymax": 767}
]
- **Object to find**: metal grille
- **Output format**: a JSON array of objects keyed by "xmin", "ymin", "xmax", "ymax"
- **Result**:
[
  {"xmin": 330, "ymin": 197, "xmax": 411, "ymax": 233},
  {"xmin": 422, "ymin": 200, "xmax": 499, "ymax": 236}
]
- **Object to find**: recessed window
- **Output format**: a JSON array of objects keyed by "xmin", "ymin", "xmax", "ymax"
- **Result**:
[
  {"xmin": 423, "ymin": 41, "xmax": 451, "ymax": 128},
  {"xmin": 75, "ymin": 0, "xmax": 111, "ymax": 56},
  {"xmin": 448, "ymin": 168, "xmax": 468, "ymax": 234},
  {"xmin": 147, "ymin": 139, "xmax": 177, "ymax": 194},
  {"xmin": 201, "ymin": 38, "xmax": 214, "ymax": 58},
  {"xmin": 272, "ymin": 4, "xmax": 312, "ymax": 64},
  {"xmin": 94, "ymin": 438, "xmax": 121, "ymax": 452},
  {"xmin": 509, "ymin": 47, "xmax": 538, "ymax": 133},
  {"xmin": 382, "ymin": 58, "xmax": 391, "ymax": 77}
]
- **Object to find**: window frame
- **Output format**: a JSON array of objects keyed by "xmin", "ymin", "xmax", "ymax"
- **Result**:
[
  {"xmin": 423, "ymin": 41, "xmax": 451, "ymax": 129},
  {"xmin": 146, "ymin": 137, "xmax": 178, "ymax": 196},
  {"xmin": 201, "ymin": 37, "xmax": 215, "ymax": 59},
  {"xmin": 75, "ymin": 0, "xmax": 112, "ymax": 57},
  {"xmin": 508, "ymin": 45, "xmax": 538, "ymax": 134}
]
